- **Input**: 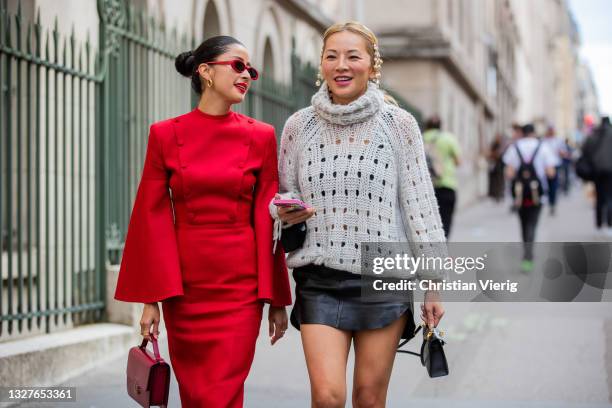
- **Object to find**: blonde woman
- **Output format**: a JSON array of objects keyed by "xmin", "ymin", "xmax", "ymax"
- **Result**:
[{"xmin": 271, "ymin": 22, "xmax": 447, "ymax": 407}]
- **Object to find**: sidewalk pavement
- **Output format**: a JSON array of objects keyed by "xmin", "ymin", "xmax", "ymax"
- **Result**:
[
  {"xmin": 15, "ymin": 184, "xmax": 612, "ymax": 407},
  {"xmin": 451, "ymin": 183, "xmax": 609, "ymax": 243}
]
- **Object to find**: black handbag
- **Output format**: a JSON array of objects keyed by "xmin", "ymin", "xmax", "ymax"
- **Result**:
[
  {"xmin": 397, "ymin": 323, "xmax": 449, "ymax": 378},
  {"xmin": 280, "ymin": 221, "xmax": 307, "ymax": 252}
]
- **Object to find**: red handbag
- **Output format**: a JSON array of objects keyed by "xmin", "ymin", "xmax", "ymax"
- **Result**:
[{"xmin": 126, "ymin": 337, "xmax": 171, "ymax": 407}]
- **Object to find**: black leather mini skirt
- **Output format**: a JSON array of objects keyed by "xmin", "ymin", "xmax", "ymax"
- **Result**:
[{"xmin": 290, "ymin": 264, "xmax": 416, "ymax": 340}]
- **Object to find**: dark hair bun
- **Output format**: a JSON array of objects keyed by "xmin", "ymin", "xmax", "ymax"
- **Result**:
[{"xmin": 175, "ymin": 51, "xmax": 195, "ymax": 77}]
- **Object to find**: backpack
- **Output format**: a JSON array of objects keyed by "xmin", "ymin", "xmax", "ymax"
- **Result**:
[
  {"xmin": 424, "ymin": 131, "xmax": 444, "ymax": 182},
  {"xmin": 511, "ymin": 141, "xmax": 543, "ymax": 208}
]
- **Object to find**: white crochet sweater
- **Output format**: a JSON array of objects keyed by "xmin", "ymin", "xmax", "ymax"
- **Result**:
[{"xmin": 271, "ymin": 82, "xmax": 447, "ymax": 280}]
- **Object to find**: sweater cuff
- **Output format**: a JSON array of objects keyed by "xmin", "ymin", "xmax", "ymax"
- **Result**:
[
  {"xmin": 268, "ymin": 192, "xmax": 301, "ymax": 220},
  {"xmin": 416, "ymin": 263, "xmax": 449, "ymax": 282}
]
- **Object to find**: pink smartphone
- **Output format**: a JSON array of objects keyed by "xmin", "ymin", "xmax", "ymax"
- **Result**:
[{"xmin": 273, "ymin": 198, "xmax": 310, "ymax": 211}]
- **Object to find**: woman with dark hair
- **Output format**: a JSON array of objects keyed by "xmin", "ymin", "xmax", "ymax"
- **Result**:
[{"xmin": 114, "ymin": 35, "xmax": 291, "ymax": 407}]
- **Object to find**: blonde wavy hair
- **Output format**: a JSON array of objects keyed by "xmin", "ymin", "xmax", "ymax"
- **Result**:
[{"xmin": 317, "ymin": 21, "xmax": 397, "ymax": 106}]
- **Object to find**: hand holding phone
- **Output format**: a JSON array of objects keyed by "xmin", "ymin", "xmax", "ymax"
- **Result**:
[
  {"xmin": 273, "ymin": 198, "xmax": 310, "ymax": 212},
  {"xmin": 273, "ymin": 196, "xmax": 315, "ymax": 225}
]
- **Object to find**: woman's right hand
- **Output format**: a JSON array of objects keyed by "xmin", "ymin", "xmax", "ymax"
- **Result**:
[
  {"xmin": 274, "ymin": 194, "xmax": 315, "ymax": 225},
  {"xmin": 420, "ymin": 290, "xmax": 445, "ymax": 329},
  {"xmin": 140, "ymin": 302, "xmax": 160, "ymax": 341}
]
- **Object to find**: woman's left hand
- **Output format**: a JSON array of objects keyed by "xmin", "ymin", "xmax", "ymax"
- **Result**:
[
  {"xmin": 268, "ymin": 305, "xmax": 288, "ymax": 345},
  {"xmin": 420, "ymin": 290, "xmax": 445, "ymax": 328}
]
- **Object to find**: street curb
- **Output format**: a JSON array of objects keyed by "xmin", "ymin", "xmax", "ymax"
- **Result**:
[{"xmin": 0, "ymin": 323, "xmax": 137, "ymax": 407}]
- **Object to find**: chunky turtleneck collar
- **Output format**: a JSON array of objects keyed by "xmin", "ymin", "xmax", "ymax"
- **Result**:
[{"xmin": 311, "ymin": 81, "xmax": 385, "ymax": 126}]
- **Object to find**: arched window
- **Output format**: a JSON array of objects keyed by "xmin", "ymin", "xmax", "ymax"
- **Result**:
[
  {"xmin": 203, "ymin": 0, "xmax": 221, "ymax": 38},
  {"xmin": 263, "ymin": 37, "xmax": 275, "ymax": 79}
]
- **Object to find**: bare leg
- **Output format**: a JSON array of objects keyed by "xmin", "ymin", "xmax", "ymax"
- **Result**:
[
  {"xmin": 352, "ymin": 315, "xmax": 408, "ymax": 408},
  {"xmin": 301, "ymin": 324, "xmax": 352, "ymax": 408}
]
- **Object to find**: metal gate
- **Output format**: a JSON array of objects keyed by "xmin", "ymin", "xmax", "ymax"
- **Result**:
[
  {"xmin": 0, "ymin": 1, "xmax": 103, "ymax": 338},
  {"xmin": 97, "ymin": 0, "xmax": 194, "ymax": 269}
]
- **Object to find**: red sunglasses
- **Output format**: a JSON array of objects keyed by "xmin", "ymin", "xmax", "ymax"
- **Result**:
[{"xmin": 204, "ymin": 59, "xmax": 259, "ymax": 80}]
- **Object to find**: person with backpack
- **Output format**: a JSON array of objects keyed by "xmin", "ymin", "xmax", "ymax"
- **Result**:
[
  {"xmin": 423, "ymin": 116, "xmax": 462, "ymax": 239},
  {"xmin": 583, "ymin": 117, "xmax": 612, "ymax": 234},
  {"xmin": 503, "ymin": 124, "xmax": 557, "ymax": 273}
]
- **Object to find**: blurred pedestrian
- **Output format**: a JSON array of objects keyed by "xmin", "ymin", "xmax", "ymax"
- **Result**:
[
  {"xmin": 542, "ymin": 126, "xmax": 564, "ymax": 215},
  {"xmin": 487, "ymin": 133, "xmax": 506, "ymax": 202},
  {"xmin": 503, "ymin": 124, "xmax": 557, "ymax": 273},
  {"xmin": 583, "ymin": 117, "xmax": 612, "ymax": 234},
  {"xmin": 560, "ymin": 138, "xmax": 574, "ymax": 194},
  {"xmin": 506, "ymin": 124, "xmax": 525, "ymax": 212},
  {"xmin": 423, "ymin": 115, "xmax": 462, "ymax": 239},
  {"xmin": 511, "ymin": 123, "xmax": 524, "ymax": 142}
]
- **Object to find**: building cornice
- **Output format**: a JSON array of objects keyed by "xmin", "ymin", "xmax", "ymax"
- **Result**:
[
  {"xmin": 377, "ymin": 27, "xmax": 496, "ymax": 117},
  {"xmin": 275, "ymin": 0, "xmax": 334, "ymax": 32}
]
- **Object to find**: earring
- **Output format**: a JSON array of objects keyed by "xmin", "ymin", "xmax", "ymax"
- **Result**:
[
  {"xmin": 206, "ymin": 78, "xmax": 213, "ymax": 88},
  {"xmin": 315, "ymin": 69, "xmax": 323, "ymax": 87}
]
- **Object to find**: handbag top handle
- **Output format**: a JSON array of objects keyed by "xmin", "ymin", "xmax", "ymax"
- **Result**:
[
  {"xmin": 397, "ymin": 323, "xmax": 447, "ymax": 354},
  {"xmin": 139, "ymin": 337, "xmax": 163, "ymax": 362}
]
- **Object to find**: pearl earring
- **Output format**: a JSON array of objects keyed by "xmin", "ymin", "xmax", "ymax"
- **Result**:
[{"xmin": 315, "ymin": 70, "xmax": 323, "ymax": 87}]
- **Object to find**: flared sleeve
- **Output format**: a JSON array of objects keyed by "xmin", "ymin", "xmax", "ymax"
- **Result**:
[
  {"xmin": 114, "ymin": 123, "xmax": 184, "ymax": 303},
  {"xmin": 254, "ymin": 128, "xmax": 292, "ymax": 306}
]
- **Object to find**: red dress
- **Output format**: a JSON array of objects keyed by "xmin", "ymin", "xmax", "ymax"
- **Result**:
[{"xmin": 114, "ymin": 108, "xmax": 292, "ymax": 407}]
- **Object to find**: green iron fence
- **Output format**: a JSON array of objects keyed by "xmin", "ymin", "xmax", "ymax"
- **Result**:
[
  {"xmin": 0, "ymin": 2, "xmax": 101, "ymax": 337},
  {"xmin": 98, "ymin": 0, "xmax": 193, "ymax": 266}
]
